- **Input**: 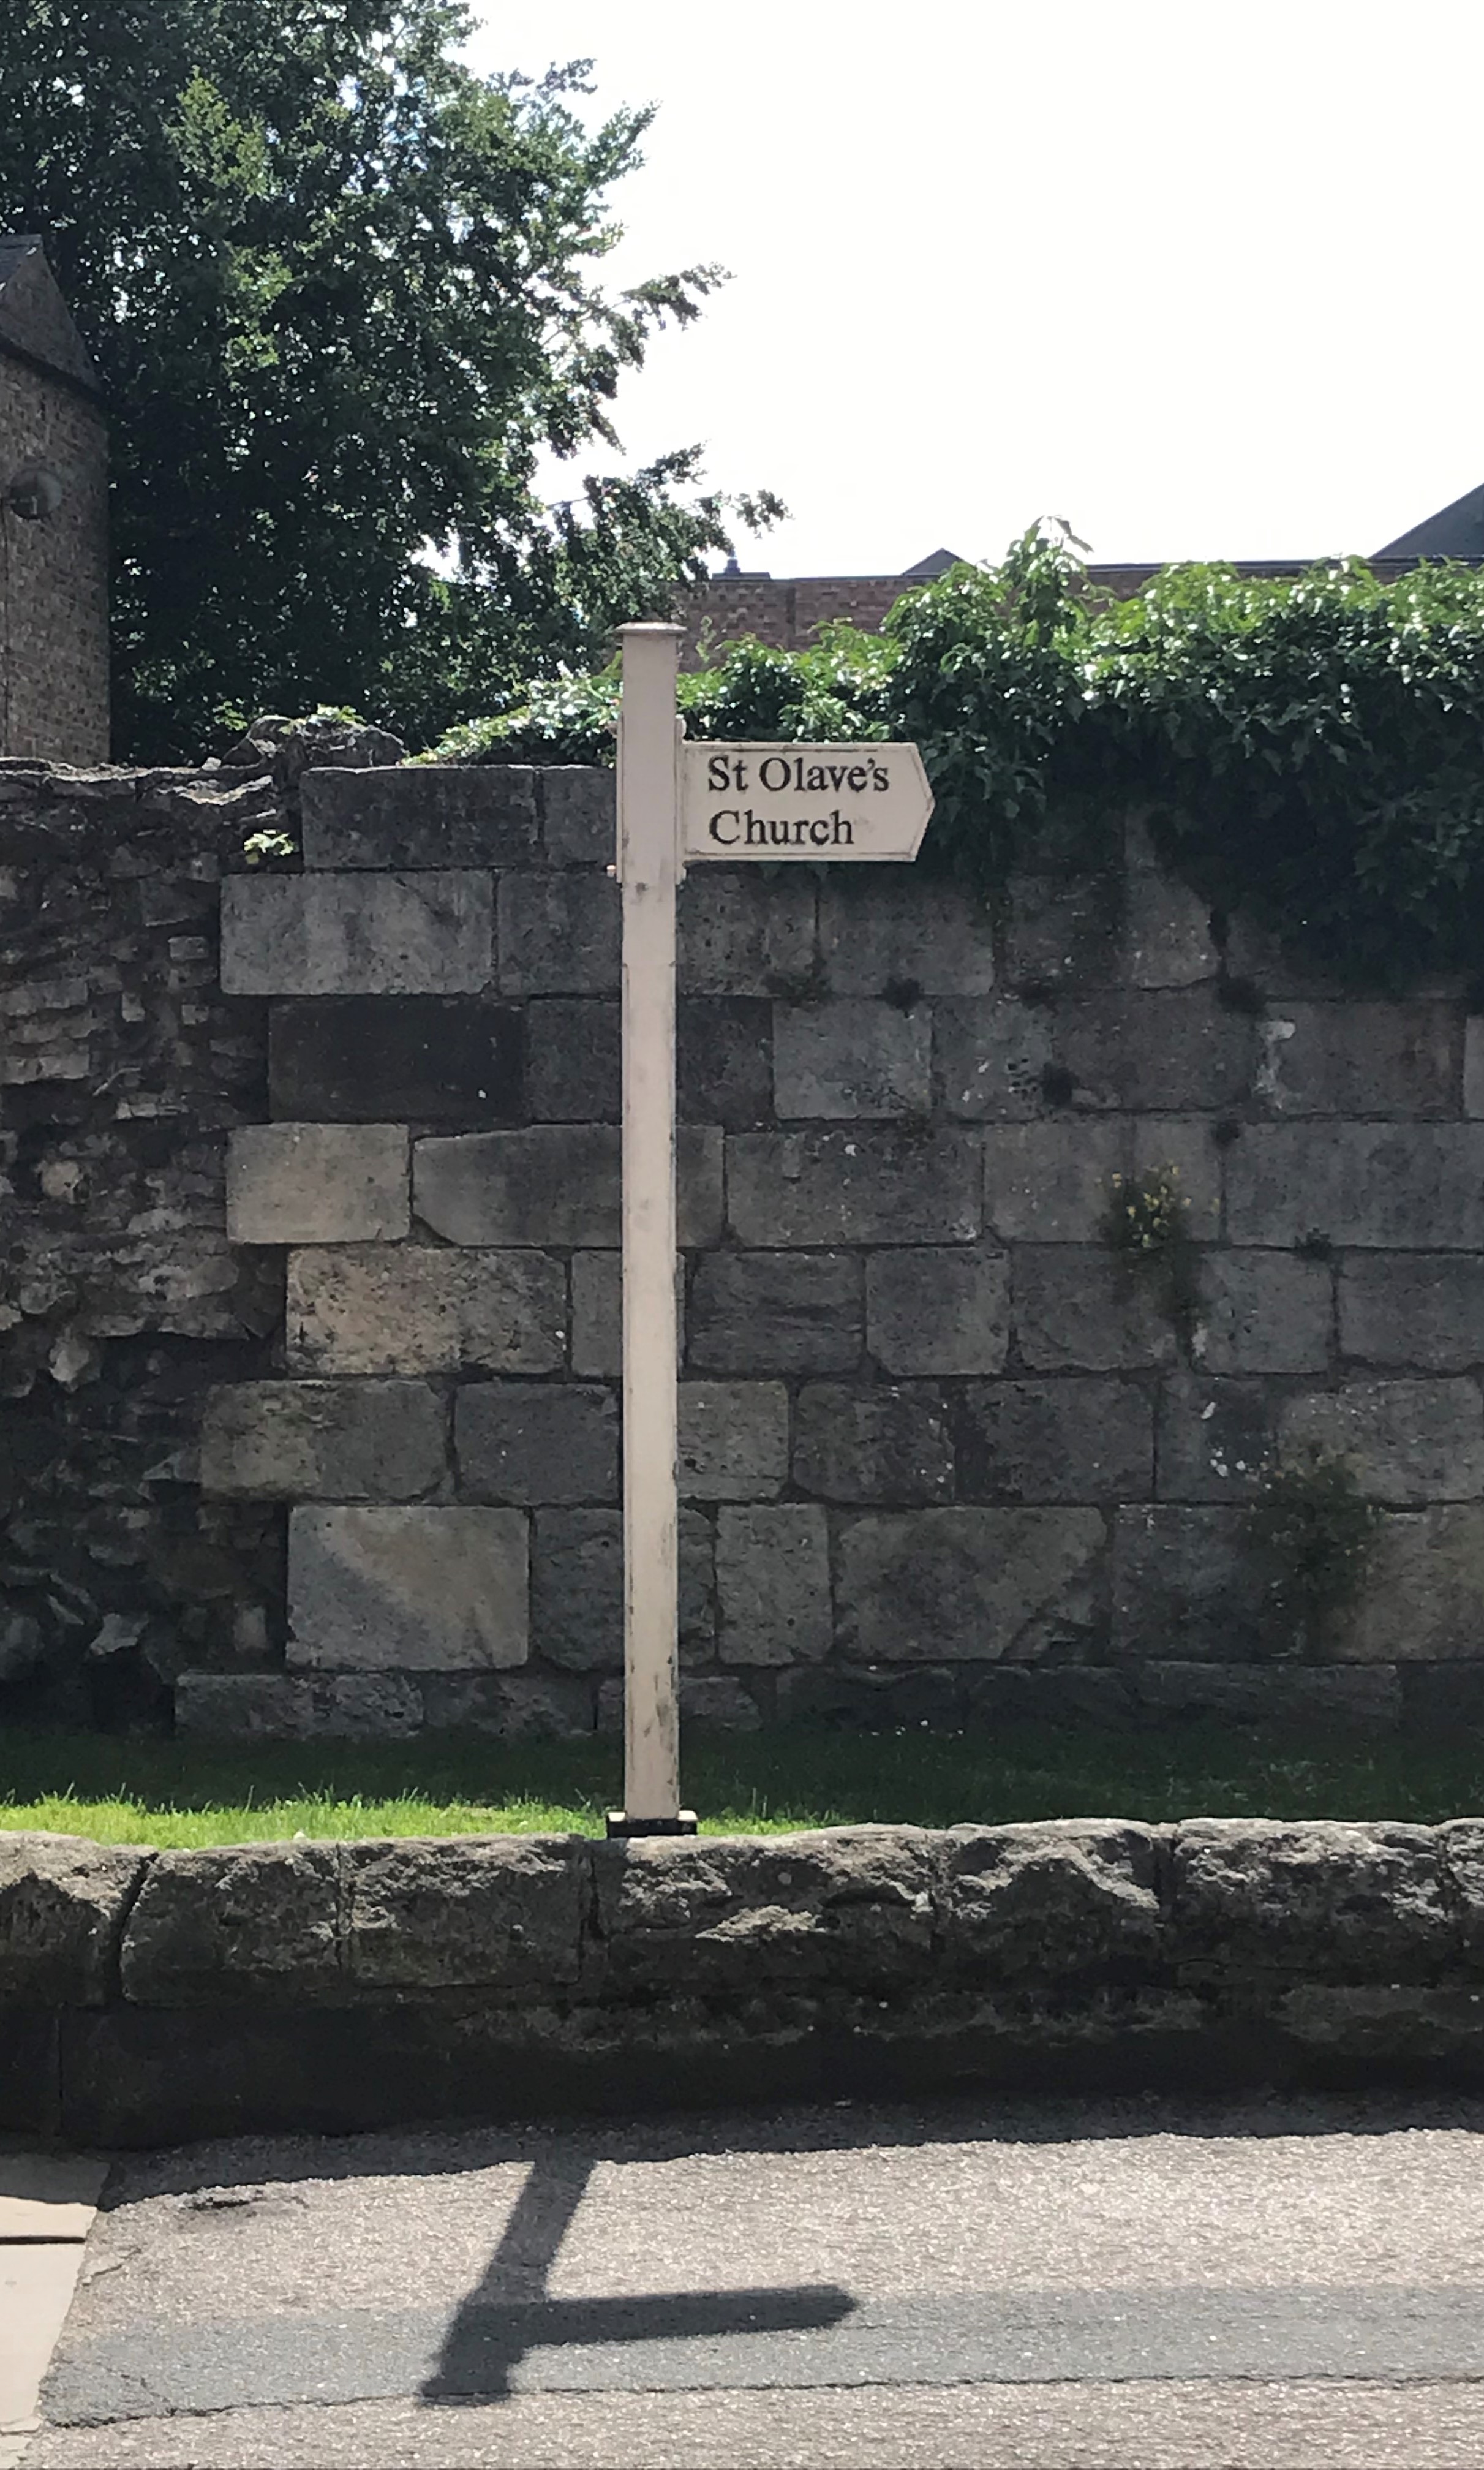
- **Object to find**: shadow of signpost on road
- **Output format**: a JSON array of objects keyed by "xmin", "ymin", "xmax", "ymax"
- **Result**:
[{"xmin": 420, "ymin": 2147, "xmax": 856, "ymax": 2404}]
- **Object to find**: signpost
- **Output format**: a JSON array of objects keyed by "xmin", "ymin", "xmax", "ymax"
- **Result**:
[{"xmin": 606, "ymin": 625, "xmax": 933, "ymax": 1837}]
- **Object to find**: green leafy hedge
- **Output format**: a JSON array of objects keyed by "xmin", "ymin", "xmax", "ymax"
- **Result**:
[{"xmin": 427, "ymin": 526, "xmax": 1484, "ymax": 989}]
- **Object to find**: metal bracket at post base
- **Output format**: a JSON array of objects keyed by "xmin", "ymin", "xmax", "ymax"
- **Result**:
[{"xmin": 605, "ymin": 1810, "xmax": 699, "ymax": 1839}]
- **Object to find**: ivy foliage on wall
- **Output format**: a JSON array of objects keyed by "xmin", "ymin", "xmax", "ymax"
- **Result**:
[{"xmin": 428, "ymin": 526, "xmax": 1484, "ymax": 990}]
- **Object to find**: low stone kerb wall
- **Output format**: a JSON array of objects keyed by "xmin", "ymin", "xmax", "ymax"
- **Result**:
[{"xmin": 6, "ymin": 1819, "xmax": 1484, "ymax": 2143}]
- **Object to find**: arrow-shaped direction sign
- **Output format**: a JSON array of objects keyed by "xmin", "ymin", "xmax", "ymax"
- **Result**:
[{"xmin": 681, "ymin": 741, "xmax": 933, "ymax": 863}]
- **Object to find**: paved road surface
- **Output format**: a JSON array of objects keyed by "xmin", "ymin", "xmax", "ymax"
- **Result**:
[{"xmin": 24, "ymin": 2093, "xmax": 1484, "ymax": 2468}]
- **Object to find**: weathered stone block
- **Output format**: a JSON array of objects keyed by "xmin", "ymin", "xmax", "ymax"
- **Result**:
[
  {"xmin": 341, "ymin": 1837, "xmax": 586, "ymax": 1992},
  {"xmin": 777, "ymin": 1663, "xmax": 1137, "ymax": 1729},
  {"xmin": 1155, "ymin": 1375, "xmax": 1272, "ymax": 1505},
  {"xmin": 221, "ymin": 873, "xmax": 493, "ymax": 995},
  {"xmin": 716, "ymin": 1505, "xmax": 832, "ymax": 1666},
  {"xmin": 1122, "ymin": 827, "xmax": 1218, "ymax": 988},
  {"xmin": 497, "ymin": 871, "xmax": 619, "ymax": 994},
  {"xmin": 793, "ymin": 1381, "xmax": 953, "ymax": 1503},
  {"xmin": 1111, "ymin": 1506, "xmax": 1267, "ymax": 1658},
  {"xmin": 120, "ymin": 1843, "xmax": 342, "ymax": 2005},
  {"xmin": 525, "ymin": 999, "xmax": 619, "ymax": 1122},
  {"xmin": 677, "ymin": 871, "xmax": 816, "ymax": 994},
  {"xmin": 1404, "ymin": 1667, "xmax": 1484, "ymax": 1731},
  {"xmin": 1131, "ymin": 1117, "xmax": 1222, "ymax": 1231},
  {"xmin": 1191, "ymin": 1251, "xmax": 1332, "ymax": 1374},
  {"xmin": 1014, "ymin": 1247, "xmax": 1178, "ymax": 1370},
  {"xmin": 286, "ymin": 1245, "xmax": 565, "ymax": 1375},
  {"xmin": 596, "ymin": 1674, "xmax": 763, "ymax": 1732},
  {"xmin": 201, "ymin": 1380, "xmax": 447, "ymax": 1500},
  {"xmin": 959, "ymin": 1378, "xmax": 1153, "ymax": 1503},
  {"xmin": 300, "ymin": 765, "xmax": 538, "ymax": 868},
  {"xmin": 679, "ymin": 1381, "xmax": 789, "ymax": 1499},
  {"xmin": 1227, "ymin": 1124, "xmax": 1484, "ymax": 1250},
  {"xmin": 418, "ymin": 1672, "xmax": 594, "ymax": 1738},
  {"xmin": 1169, "ymin": 1818, "xmax": 1451, "ymax": 1982},
  {"xmin": 728, "ymin": 1128, "xmax": 981, "ymax": 1246},
  {"xmin": 1280, "ymin": 1379, "xmax": 1484, "ymax": 1505},
  {"xmin": 1137, "ymin": 1662, "xmax": 1401, "ymax": 1728},
  {"xmin": 773, "ymin": 1000, "xmax": 931, "ymax": 1118},
  {"xmin": 414, "ymin": 1124, "xmax": 723, "ymax": 1248},
  {"xmin": 936, "ymin": 997, "xmax": 1055, "ymax": 1119},
  {"xmin": 819, "ymin": 871, "xmax": 996, "ymax": 997},
  {"xmin": 836, "ymin": 1508, "xmax": 1104, "ymax": 1661},
  {"xmin": 532, "ymin": 1507, "xmax": 714, "ymax": 1669},
  {"xmin": 226, "ymin": 1123, "xmax": 409, "ymax": 1245},
  {"xmin": 0, "ymin": 1835, "xmax": 151, "ymax": 2005},
  {"xmin": 1345, "ymin": 1507, "xmax": 1484, "ymax": 1661},
  {"xmin": 1255, "ymin": 1000, "xmax": 1460, "ymax": 1117},
  {"xmin": 866, "ymin": 1247, "xmax": 1010, "ymax": 1375},
  {"xmin": 269, "ymin": 998, "xmax": 523, "ymax": 1127},
  {"xmin": 1048, "ymin": 989, "xmax": 1256, "ymax": 1112},
  {"xmin": 983, "ymin": 1119, "xmax": 1125, "ymax": 1241},
  {"xmin": 570, "ymin": 1250, "xmax": 686, "ymax": 1380},
  {"xmin": 541, "ymin": 766, "xmax": 615, "ymax": 866},
  {"xmin": 678, "ymin": 998, "xmax": 773, "ymax": 1128},
  {"xmin": 939, "ymin": 1822, "xmax": 1164, "ymax": 1978},
  {"xmin": 455, "ymin": 1380, "xmax": 618, "ymax": 1504},
  {"xmin": 1339, "ymin": 1255, "xmax": 1484, "ymax": 1372},
  {"xmin": 1001, "ymin": 871, "xmax": 1121, "ymax": 989},
  {"xmin": 1466, "ymin": 1018, "xmax": 1484, "ymax": 1119},
  {"xmin": 688, "ymin": 1251, "xmax": 861, "ymax": 1373},
  {"xmin": 307, "ymin": 1674, "xmax": 424, "ymax": 1738},
  {"xmin": 287, "ymin": 1505, "xmax": 529, "ymax": 1670},
  {"xmin": 173, "ymin": 1673, "xmax": 315, "ymax": 1739}
]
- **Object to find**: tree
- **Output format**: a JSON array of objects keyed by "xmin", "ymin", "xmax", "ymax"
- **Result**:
[{"xmin": 0, "ymin": 1, "xmax": 779, "ymax": 757}]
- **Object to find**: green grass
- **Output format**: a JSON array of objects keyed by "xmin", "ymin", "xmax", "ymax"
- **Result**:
[{"xmin": 2, "ymin": 1721, "xmax": 1484, "ymax": 1848}]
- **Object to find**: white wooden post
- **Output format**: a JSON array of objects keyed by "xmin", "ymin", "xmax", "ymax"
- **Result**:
[{"xmin": 610, "ymin": 624, "xmax": 692, "ymax": 1832}]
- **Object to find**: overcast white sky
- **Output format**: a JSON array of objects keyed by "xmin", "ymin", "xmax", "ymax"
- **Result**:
[{"xmin": 467, "ymin": 0, "xmax": 1483, "ymax": 579}]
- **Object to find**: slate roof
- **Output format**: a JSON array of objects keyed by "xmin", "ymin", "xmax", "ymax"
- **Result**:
[
  {"xmin": 0, "ymin": 235, "xmax": 99, "ymax": 391},
  {"xmin": 1375, "ymin": 483, "xmax": 1484, "ymax": 562}
]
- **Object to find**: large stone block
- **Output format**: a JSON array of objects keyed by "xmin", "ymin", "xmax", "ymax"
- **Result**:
[
  {"xmin": 414, "ymin": 1124, "xmax": 723, "ymax": 1248},
  {"xmin": 1111, "ymin": 1506, "xmax": 1267, "ymax": 1659},
  {"xmin": 221, "ymin": 872, "xmax": 493, "ymax": 995},
  {"xmin": 300, "ymin": 765, "xmax": 538, "ymax": 868},
  {"xmin": 418, "ymin": 1671, "xmax": 595, "ymax": 1737},
  {"xmin": 793, "ymin": 1381, "xmax": 953, "ymax": 1503},
  {"xmin": 287, "ymin": 1504, "xmax": 529, "ymax": 1670},
  {"xmin": 728, "ymin": 1127, "xmax": 981, "ymax": 1246},
  {"xmin": 1047, "ymin": 988, "xmax": 1256, "ymax": 1112},
  {"xmin": 1191, "ymin": 1251, "xmax": 1333, "ymax": 1374},
  {"xmin": 1226, "ymin": 1124, "xmax": 1484, "ymax": 1250},
  {"xmin": 819, "ymin": 871, "xmax": 996, "ymax": 997},
  {"xmin": 773, "ymin": 999, "xmax": 930, "ymax": 1119},
  {"xmin": 776, "ymin": 1662, "xmax": 1137, "ymax": 1730},
  {"xmin": 938, "ymin": 1822, "xmax": 1164, "ymax": 1979},
  {"xmin": 525, "ymin": 999, "xmax": 619, "ymax": 1121},
  {"xmin": 1137, "ymin": 1662, "xmax": 1401, "ymax": 1728},
  {"xmin": 497, "ymin": 871, "xmax": 619, "ymax": 994},
  {"xmin": 1013, "ymin": 1247, "xmax": 1179, "ymax": 1370},
  {"xmin": 936, "ymin": 997, "xmax": 1055, "ymax": 1119},
  {"xmin": 307, "ymin": 1674, "xmax": 425, "ymax": 1737},
  {"xmin": 541, "ymin": 766, "xmax": 615, "ymax": 866},
  {"xmin": 982, "ymin": 1119, "xmax": 1125, "ymax": 1241},
  {"xmin": 569, "ymin": 1250, "xmax": 686, "ymax": 1380},
  {"xmin": 679, "ymin": 1381, "xmax": 789, "ymax": 1499},
  {"xmin": 269, "ymin": 998, "xmax": 524, "ymax": 1127},
  {"xmin": 677, "ymin": 871, "xmax": 816, "ymax": 994},
  {"xmin": 201, "ymin": 1380, "xmax": 447, "ymax": 1500},
  {"xmin": 1131, "ymin": 1117, "xmax": 1222, "ymax": 1231},
  {"xmin": 1169, "ymin": 1818, "xmax": 1451, "ymax": 1983},
  {"xmin": 1122, "ymin": 828, "xmax": 1219, "ymax": 988},
  {"xmin": 1155, "ymin": 1374, "xmax": 1273, "ymax": 1505},
  {"xmin": 959, "ymin": 1378, "xmax": 1153, "ymax": 1503},
  {"xmin": 175, "ymin": 1674, "xmax": 315, "ymax": 1739},
  {"xmin": 0, "ymin": 1835, "xmax": 151, "ymax": 2004},
  {"xmin": 532, "ymin": 1506, "xmax": 714, "ymax": 1669},
  {"xmin": 866, "ymin": 1246, "xmax": 1010, "ymax": 1375},
  {"xmin": 687, "ymin": 1250, "xmax": 861, "ymax": 1373},
  {"xmin": 226, "ymin": 1123, "xmax": 409, "ymax": 1245},
  {"xmin": 1346, "ymin": 1507, "xmax": 1484, "ymax": 1661},
  {"xmin": 120, "ymin": 1844, "xmax": 342, "ymax": 2006},
  {"xmin": 1339, "ymin": 1255, "xmax": 1484, "ymax": 1372},
  {"xmin": 341, "ymin": 1837, "xmax": 586, "ymax": 1992},
  {"xmin": 286, "ymin": 1245, "xmax": 565, "ymax": 1375},
  {"xmin": 1254, "ymin": 1000, "xmax": 1460, "ymax": 1117},
  {"xmin": 1279, "ymin": 1379, "xmax": 1484, "ymax": 1505},
  {"xmin": 678, "ymin": 998, "xmax": 774, "ymax": 1129},
  {"xmin": 455, "ymin": 1380, "xmax": 618, "ymax": 1504},
  {"xmin": 1001, "ymin": 871, "xmax": 1121, "ymax": 989},
  {"xmin": 716, "ymin": 1504, "xmax": 832, "ymax": 1665},
  {"xmin": 836, "ymin": 1507, "xmax": 1104, "ymax": 1661}
]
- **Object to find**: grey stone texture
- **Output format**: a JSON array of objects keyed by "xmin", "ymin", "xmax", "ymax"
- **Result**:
[
  {"xmin": 678, "ymin": 997, "xmax": 774, "ymax": 1128},
  {"xmin": 819, "ymin": 870, "xmax": 996, "ymax": 996},
  {"xmin": 1013, "ymin": 1247, "xmax": 1180, "ymax": 1370},
  {"xmin": 417, "ymin": 1671, "xmax": 594, "ymax": 1737},
  {"xmin": 1138, "ymin": 1662, "xmax": 1401, "ymax": 1728},
  {"xmin": 1346, "ymin": 1507, "xmax": 1484, "ymax": 1661},
  {"xmin": 341, "ymin": 1836, "xmax": 586, "ymax": 1992},
  {"xmin": 287, "ymin": 1504, "xmax": 529, "ymax": 1670},
  {"xmin": 1227, "ymin": 1124, "xmax": 1484, "ymax": 1248},
  {"xmin": 982, "ymin": 1119, "xmax": 1125, "ymax": 1241},
  {"xmin": 1339, "ymin": 1254, "xmax": 1484, "ymax": 1370},
  {"xmin": 793, "ymin": 1381, "xmax": 954, "ymax": 1503},
  {"xmin": 221, "ymin": 872, "xmax": 493, "ymax": 995},
  {"xmin": 1122, "ymin": 823, "xmax": 1219, "ymax": 988},
  {"xmin": 1279, "ymin": 1378, "xmax": 1484, "ymax": 1505},
  {"xmin": 688, "ymin": 1250, "xmax": 861, "ymax": 1373},
  {"xmin": 773, "ymin": 999, "xmax": 931, "ymax": 1118},
  {"xmin": 201, "ymin": 1380, "xmax": 446, "ymax": 1501},
  {"xmin": 959, "ymin": 1378, "xmax": 1153, "ymax": 1503},
  {"xmin": 301, "ymin": 765, "xmax": 538, "ymax": 869},
  {"xmin": 1112, "ymin": 1507, "xmax": 1268, "ymax": 1660},
  {"xmin": 1001, "ymin": 870, "xmax": 1121, "ymax": 989},
  {"xmin": 119, "ymin": 1843, "xmax": 343, "ymax": 2005},
  {"xmin": 1191, "ymin": 1251, "xmax": 1333, "ymax": 1373},
  {"xmin": 541, "ymin": 766, "xmax": 614, "ymax": 866},
  {"xmin": 716, "ymin": 1505, "xmax": 832, "ymax": 1666},
  {"xmin": 1047, "ymin": 988, "xmax": 1257, "ymax": 1112},
  {"xmin": 269, "ymin": 997, "xmax": 523, "ymax": 1126},
  {"xmin": 0, "ymin": 1834, "xmax": 150, "ymax": 2004},
  {"xmin": 497, "ymin": 869, "xmax": 619, "ymax": 994},
  {"xmin": 728, "ymin": 1127, "xmax": 982, "ymax": 1245},
  {"xmin": 677, "ymin": 871, "xmax": 816, "ymax": 994},
  {"xmin": 938, "ymin": 1819, "xmax": 1163, "ymax": 1977},
  {"xmin": 1466, "ymin": 1017, "xmax": 1484, "ymax": 1119},
  {"xmin": 1169, "ymin": 1818, "xmax": 1451, "ymax": 1983},
  {"xmin": 1156, "ymin": 1374, "xmax": 1273, "ymax": 1505},
  {"xmin": 936, "ymin": 995, "xmax": 1055, "ymax": 1119},
  {"xmin": 531, "ymin": 1506, "xmax": 714, "ymax": 1671},
  {"xmin": 286, "ymin": 1245, "xmax": 565, "ymax": 1375},
  {"xmin": 1255, "ymin": 1001, "xmax": 1460, "ymax": 1117},
  {"xmin": 866, "ymin": 1247, "xmax": 1010, "ymax": 1375},
  {"xmin": 678, "ymin": 1381, "xmax": 790, "ymax": 1500},
  {"xmin": 225, "ymin": 1123, "xmax": 409, "ymax": 1245},
  {"xmin": 596, "ymin": 1672, "xmax": 763, "ymax": 1732},
  {"xmin": 836, "ymin": 1508, "xmax": 1104, "ymax": 1662},
  {"xmin": 525, "ymin": 999, "xmax": 619, "ymax": 1122},
  {"xmin": 455, "ymin": 1380, "xmax": 618, "ymax": 1504},
  {"xmin": 413, "ymin": 1124, "xmax": 723, "ymax": 1248}
]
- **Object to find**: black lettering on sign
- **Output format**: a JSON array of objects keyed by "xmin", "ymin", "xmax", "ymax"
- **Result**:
[
  {"xmin": 745, "ymin": 809, "xmax": 768, "ymax": 845},
  {"xmin": 709, "ymin": 809, "xmax": 740, "ymax": 844},
  {"xmin": 707, "ymin": 754, "xmax": 731, "ymax": 793},
  {"xmin": 759, "ymin": 755, "xmax": 791, "ymax": 792}
]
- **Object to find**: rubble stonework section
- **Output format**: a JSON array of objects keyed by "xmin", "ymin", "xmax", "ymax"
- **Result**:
[
  {"xmin": 10, "ymin": 755, "xmax": 1484, "ymax": 1731},
  {"xmin": 5, "ymin": 1821, "xmax": 1484, "ymax": 2139}
]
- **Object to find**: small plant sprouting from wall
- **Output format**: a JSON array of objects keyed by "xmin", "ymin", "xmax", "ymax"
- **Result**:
[
  {"xmin": 1244, "ymin": 1445, "xmax": 1381, "ymax": 1657},
  {"xmin": 1101, "ymin": 1164, "xmax": 1200, "ymax": 1335}
]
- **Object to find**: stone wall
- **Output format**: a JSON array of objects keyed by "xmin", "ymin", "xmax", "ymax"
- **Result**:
[
  {"xmin": 7, "ymin": 753, "xmax": 1484, "ymax": 1737},
  {"xmin": 6, "ymin": 1819, "xmax": 1484, "ymax": 2141}
]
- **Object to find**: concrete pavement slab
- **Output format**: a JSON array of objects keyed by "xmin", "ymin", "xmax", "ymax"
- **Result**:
[{"xmin": 0, "ymin": 2155, "xmax": 107, "ymax": 2244}]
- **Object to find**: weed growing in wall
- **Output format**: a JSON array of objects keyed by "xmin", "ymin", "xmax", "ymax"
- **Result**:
[
  {"xmin": 1245, "ymin": 1446, "xmax": 1381, "ymax": 1657},
  {"xmin": 1101, "ymin": 1165, "xmax": 1200, "ymax": 1337}
]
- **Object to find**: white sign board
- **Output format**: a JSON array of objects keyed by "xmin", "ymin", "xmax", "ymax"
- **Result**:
[{"xmin": 680, "ymin": 742, "xmax": 933, "ymax": 863}]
